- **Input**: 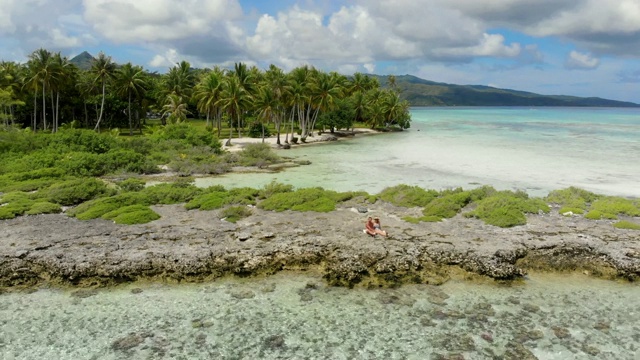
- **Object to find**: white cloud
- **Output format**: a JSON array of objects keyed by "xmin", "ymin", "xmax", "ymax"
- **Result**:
[{"xmin": 565, "ymin": 50, "xmax": 600, "ymax": 70}]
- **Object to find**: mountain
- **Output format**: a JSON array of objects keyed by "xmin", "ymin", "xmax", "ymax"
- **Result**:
[
  {"xmin": 69, "ymin": 51, "xmax": 95, "ymax": 70},
  {"xmin": 374, "ymin": 74, "xmax": 640, "ymax": 107}
]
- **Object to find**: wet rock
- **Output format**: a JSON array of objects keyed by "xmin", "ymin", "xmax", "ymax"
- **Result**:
[
  {"xmin": 432, "ymin": 309, "xmax": 465, "ymax": 320},
  {"xmin": 582, "ymin": 344, "xmax": 600, "ymax": 356},
  {"xmin": 552, "ymin": 326, "xmax": 571, "ymax": 339},
  {"xmin": 262, "ymin": 334, "xmax": 286, "ymax": 350},
  {"xmin": 507, "ymin": 296, "xmax": 520, "ymax": 305},
  {"xmin": 357, "ymin": 207, "xmax": 369, "ymax": 213},
  {"xmin": 260, "ymin": 283, "xmax": 276, "ymax": 293},
  {"xmin": 236, "ymin": 232, "xmax": 251, "ymax": 241},
  {"xmin": 111, "ymin": 332, "xmax": 150, "ymax": 351},
  {"xmin": 195, "ymin": 333, "xmax": 207, "ymax": 346},
  {"xmin": 502, "ymin": 341, "xmax": 538, "ymax": 360},
  {"xmin": 420, "ymin": 317, "xmax": 436, "ymax": 327},
  {"xmin": 191, "ymin": 319, "xmax": 214, "ymax": 328},
  {"xmin": 70, "ymin": 289, "xmax": 98, "ymax": 298},
  {"xmin": 440, "ymin": 334, "xmax": 476, "ymax": 352},
  {"xmin": 522, "ymin": 303, "xmax": 540, "ymax": 313},
  {"xmin": 481, "ymin": 333, "xmax": 494, "ymax": 343},
  {"xmin": 299, "ymin": 292, "xmax": 313, "ymax": 302},
  {"xmin": 470, "ymin": 302, "xmax": 495, "ymax": 317},
  {"xmin": 515, "ymin": 329, "xmax": 544, "ymax": 343},
  {"xmin": 593, "ymin": 320, "xmax": 610, "ymax": 333},
  {"xmin": 130, "ymin": 288, "xmax": 143, "ymax": 294},
  {"xmin": 228, "ymin": 289, "xmax": 255, "ymax": 299},
  {"xmin": 433, "ymin": 354, "xmax": 465, "ymax": 360}
]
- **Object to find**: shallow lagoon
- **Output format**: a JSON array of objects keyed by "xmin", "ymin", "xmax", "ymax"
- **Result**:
[{"xmin": 1, "ymin": 273, "xmax": 639, "ymax": 359}]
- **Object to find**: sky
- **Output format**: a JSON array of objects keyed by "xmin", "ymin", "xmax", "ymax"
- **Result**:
[{"xmin": 1, "ymin": 0, "xmax": 640, "ymax": 103}]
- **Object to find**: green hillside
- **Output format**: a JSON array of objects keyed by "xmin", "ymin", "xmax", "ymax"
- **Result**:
[{"xmin": 375, "ymin": 75, "xmax": 640, "ymax": 107}]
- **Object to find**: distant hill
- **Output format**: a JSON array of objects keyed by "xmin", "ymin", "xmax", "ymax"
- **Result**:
[
  {"xmin": 70, "ymin": 51, "xmax": 94, "ymax": 70},
  {"xmin": 374, "ymin": 74, "xmax": 640, "ymax": 107}
]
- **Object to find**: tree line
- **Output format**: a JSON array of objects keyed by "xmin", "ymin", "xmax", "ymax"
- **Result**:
[{"xmin": 0, "ymin": 48, "xmax": 411, "ymax": 144}]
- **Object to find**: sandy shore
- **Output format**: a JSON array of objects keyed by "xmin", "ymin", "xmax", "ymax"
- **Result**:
[{"xmin": 221, "ymin": 128, "xmax": 379, "ymax": 152}]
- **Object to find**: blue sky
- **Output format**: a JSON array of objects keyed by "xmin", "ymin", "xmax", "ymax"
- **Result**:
[{"xmin": 1, "ymin": 0, "xmax": 639, "ymax": 103}]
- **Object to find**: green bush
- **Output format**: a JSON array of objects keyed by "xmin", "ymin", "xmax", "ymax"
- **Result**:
[
  {"xmin": 589, "ymin": 197, "xmax": 640, "ymax": 217},
  {"xmin": 377, "ymin": 185, "xmax": 439, "ymax": 208},
  {"xmin": 118, "ymin": 178, "xmax": 146, "ymax": 192},
  {"xmin": 140, "ymin": 182, "xmax": 203, "ymax": 204},
  {"xmin": 258, "ymin": 187, "xmax": 337, "ymax": 212},
  {"xmin": 226, "ymin": 187, "xmax": 260, "ymax": 205},
  {"xmin": 69, "ymin": 193, "xmax": 144, "ymax": 220},
  {"xmin": 185, "ymin": 191, "xmax": 228, "ymax": 210},
  {"xmin": 584, "ymin": 210, "xmax": 618, "ymax": 220},
  {"xmin": 238, "ymin": 143, "xmax": 280, "ymax": 167},
  {"xmin": 613, "ymin": 221, "xmax": 640, "ymax": 230},
  {"xmin": 465, "ymin": 192, "xmax": 549, "ymax": 228},
  {"xmin": 47, "ymin": 128, "xmax": 116, "ymax": 154},
  {"xmin": 149, "ymin": 123, "xmax": 221, "ymax": 150},
  {"xmin": 422, "ymin": 191, "xmax": 475, "ymax": 220},
  {"xmin": 248, "ymin": 122, "xmax": 271, "ymax": 138},
  {"xmin": 0, "ymin": 191, "xmax": 32, "ymax": 204},
  {"xmin": 220, "ymin": 205, "xmax": 253, "ymax": 223},
  {"xmin": 26, "ymin": 202, "xmax": 62, "ymax": 215},
  {"xmin": 545, "ymin": 187, "xmax": 600, "ymax": 210},
  {"xmin": 0, "ymin": 199, "xmax": 35, "ymax": 219},
  {"xmin": 102, "ymin": 205, "xmax": 161, "ymax": 225},
  {"xmin": 259, "ymin": 181, "xmax": 294, "ymax": 199},
  {"xmin": 42, "ymin": 178, "xmax": 112, "ymax": 206}
]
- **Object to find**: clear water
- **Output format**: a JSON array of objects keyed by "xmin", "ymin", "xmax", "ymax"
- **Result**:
[
  {"xmin": 198, "ymin": 107, "xmax": 640, "ymax": 197},
  {"xmin": 2, "ymin": 273, "xmax": 638, "ymax": 359}
]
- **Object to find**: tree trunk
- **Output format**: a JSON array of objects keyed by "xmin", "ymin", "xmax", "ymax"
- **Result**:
[
  {"xmin": 128, "ymin": 91, "xmax": 133, "ymax": 136},
  {"xmin": 42, "ymin": 84, "xmax": 46, "ymax": 131},
  {"xmin": 94, "ymin": 81, "xmax": 106, "ymax": 131},
  {"xmin": 33, "ymin": 90, "xmax": 37, "ymax": 132}
]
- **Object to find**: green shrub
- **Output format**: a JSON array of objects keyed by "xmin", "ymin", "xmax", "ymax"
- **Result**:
[
  {"xmin": 149, "ymin": 123, "xmax": 221, "ymax": 150},
  {"xmin": 47, "ymin": 128, "xmax": 116, "ymax": 154},
  {"xmin": 0, "ymin": 168, "xmax": 68, "ymax": 192},
  {"xmin": 259, "ymin": 187, "xmax": 337, "ymax": 212},
  {"xmin": 545, "ymin": 187, "xmax": 600, "ymax": 210},
  {"xmin": 422, "ymin": 191, "xmax": 475, "ymax": 220},
  {"xmin": 259, "ymin": 181, "xmax": 294, "ymax": 199},
  {"xmin": 465, "ymin": 192, "xmax": 549, "ymax": 228},
  {"xmin": 220, "ymin": 205, "xmax": 253, "ymax": 223},
  {"xmin": 26, "ymin": 202, "xmax": 62, "ymax": 215},
  {"xmin": 613, "ymin": 221, "xmax": 640, "ymax": 230},
  {"xmin": 0, "ymin": 199, "xmax": 34, "ymax": 219},
  {"xmin": 102, "ymin": 205, "xmax": 161, "ymax": 225},
  {"xmin": 118, "ymin": 178, "xmax": 146, "ymax": 192},
  {"xmin": 558, "ymin": 207, "xmax": 585, "ymax": 215},
  {"xmin": 226, "ymin": 187, "xmax": 260, "ymax": 205},
  {"xmin": 248, "ymin": 122, "xmax": 271, "ymax": 138},
  {"xmin": 42, "ymin": 178, "xmax": 112, "ymax": 206},
  {"xmin": 185, "ymin": 191, "xmax": 228, "ymax": 210},
  {"xmin": 589, "ymin": 197, "xmax": 640, "ymax": 217},
  {"xmin": 0, "ymin": 191, "xmax": 32, "ymax": 204},
  {"xmin": 584, "ymin": 210, "xmax": 618, "ymax": 220},
  {"xmin": 68, "ymin": 192, "xmax": 145, "ymax": 220},
  {"xmin": 377, "ymin": 185, "xmax": 439, "ymax": 207},
  {"xmin": 238, "ymin": 143, "xmax": 280, "ymax": 167},
  {"xmin": 140, "ymin": 182, "xmax": 203, "ymax": 205}
]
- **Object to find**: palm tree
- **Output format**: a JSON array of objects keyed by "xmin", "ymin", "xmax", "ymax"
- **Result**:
[
  {"xmin": 91, "ymin": 52, "xmax": 116, "ymax": 131},
  {"xmin": 228, "ymin": 62, "xmax": 255, "ymax": 137},
  {"xmin": 76, "ymin": 70, "xmax": 100, "ymax": 128},
  {"xmin": 115, "ymin": 63, "xmax": 148, "ymax": 135},
  {"xmin": 217, "ymin": 75, "xmax": 251, "ymax": 146},
  {"xmin": 254, "ymin": 85, "xmax": 277, "ymax": 143},
  {"xmin": 162, "ymin": 94, "xmax": 189, "ymax": 124},
  {"xmin": 306, "ymin": 71, "xmax": 343, "ymax": 140},
  {"xmin": 264, "ymin": 64, "xmax": 288, "ymax": 144},
  {"xmin": 27, "ymin": 48, "xmax": 55, "ymax": 131},
  {"xmin": 194, "ymin": 68, "xmax": 224, "ymax": 135},
  {"xmin": 50, "ymin": 53, "xmax": 76, "ymax": 132},
  {"xmin": 163, "ymin": 60, "xmax": 194, "ymax": 98}
]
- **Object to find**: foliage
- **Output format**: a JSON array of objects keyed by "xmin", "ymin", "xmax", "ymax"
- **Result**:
[
  {"xmin": 41, "ymin": 178, "xmax": 112, "ymax": 206},
  {"xmin": 140, "ymin": 182, "xmax": 203, "ymax": 205},
  {"xmin": 0, "ymin": 168, "xmax": 67, "ymax": 192},
  {"xmin": 101, "ymin": 204, "xmax": 160, "ymax": 225},
  {"xmin": 259, "ymin": 180, "xmax": 294, "ymax": 199},
  {"xmin": 220, "ymin": 205, "xmax": 253, "ymax": 223},
  {"xmin": 584, "ymin": 210, "xmax": 618, "ymax": 220},
  {"xmin": 148, "ymin": 123, "xmax": 222, "ymax": 150},
  {"xmin": 613, "ymin": 221, "xmax": 640, "ymax": 230},
  {"xmin": 589, "ymin": 197, "xmax": 640, "ymax": 218},
  {"xmin": 237, "ymin": 143, "xmax": 280, "ymax": 167},
  {"xmin": 117, "ymin": 178, "xmax": 145, "ymax": 192},
  {"xmin": 377, "ymin": 184, "xmax": 439, "ymax": 207},
  {"xmin": 248, "ymin": 122, "xmax": 271, "ymax": 138},
  {"xmin": 68, "ymin": 194, "xmax": 143, "ymax": 220},
  {"xmin": 185, "ymin": 191, "xmax": 228, "ymax": 210},
  {"xmin": 465, "ymin": 191, "xmax": 549, "ymax": 228},
  {"xmin": 545, "ymin": 187, "xmax": 600, "ymax": 210},
  {"xmin": 258, "ymin": 187, "xmax": 338, "ymax": 212},
  {"xmin": 25, "ymin": 201, "xmax": 62, "ymax": 215},
  {"xmin": 0, "ymin": 198, "xmax": 34, "ymax": 219}
]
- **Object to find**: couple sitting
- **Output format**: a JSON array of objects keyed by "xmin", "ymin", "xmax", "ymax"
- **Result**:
[{"xmin": 364, "ymin": 216, "xmax": 387, "ymax": 237}]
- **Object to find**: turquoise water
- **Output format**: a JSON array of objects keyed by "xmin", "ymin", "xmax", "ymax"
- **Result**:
[
  {"xmin": 2, "ymin": 273, "xmax": 639, "ymax": 359},
  {"xmin": 198, "ymin": 107, "xmax": 640, "ymax": 197}
]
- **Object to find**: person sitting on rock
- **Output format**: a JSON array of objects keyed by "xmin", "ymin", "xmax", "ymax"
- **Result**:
[
  {"xmin": 373, "ymin": 217, "xmax": 388, "ymax": 237},
  {"xmin": 364, "ymin": 217, "xmax": 376, "ymax": 236}
]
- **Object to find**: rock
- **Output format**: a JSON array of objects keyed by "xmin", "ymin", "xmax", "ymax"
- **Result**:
[
  {"xmin": 111, "ymin": 332, "xmax": 150, "ymax": 351},
  {"xmin": 420, "ymin": 317, "xmax": 436, "ymax": 327},
  {"xmin": 282, "ymin": 143, "xmax": 291, "ymax": 149},
  {"xmin": 70, "ymin": 289, "xmax": 98, "ymax": 298},
  {"xmin": 130, "ymin": 288, "xmax": 143, "ymax": 294},
  {"xmin": 481, "ymin": 333, "xmax": 494, "ymax": 343},
  {"xmin": 191, "ymin": 319, "xmax": 214, "ymax": 328},
  {"xmin": 522, "ymin": 303, "xmax": 540, "ymax": 313},
  {"xmin": 236, "ymin": 232, "xmax": 251, "ymax": 242},
  {"xmin": 582, "ymin": 344, "xmax": 600, "ymax": 356},
  {"xmin": 195, "ymin": 333, "xmax": 207, "ymax": 346},
  {"xmin": 440, "ymin": 334, "xmax": 476, "ymax": 352},
  {"xmin": 260, "ymin": 283, "xmax": 276, "ymax": 293},
  {"xmin": 262, "ymin": 334, "xmax": 286, "ymax": 350},
  {"xmin": 357, "ymin": 207, "xmax": 369, "ymax": 213},
  {"xmin": 502, "ymin": 341, "xmax": 538, "ymax": 360},
  {"xmin": 228, "ymin": 289, "xmax": 255, "ymax": 299},
  {"xmin": 593, "ymin": 320, "xmax": 610, "ymax": 333},
  {"xmin": 552, "ymin": 326, "xmax": 571, "ymax": 339}
]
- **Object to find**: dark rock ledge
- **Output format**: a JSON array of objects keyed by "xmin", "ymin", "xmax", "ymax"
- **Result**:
[{"xmin": 1, "ymin": 202, "xmax": 638, "ymax": 290}]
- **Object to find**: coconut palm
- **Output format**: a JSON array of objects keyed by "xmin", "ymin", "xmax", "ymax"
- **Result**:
[
  {"xmin": 306, "ymin": 71, "xmax": 344, "ymax": 139},
  {"xmin": 217, "ymin": 75, "xmax": 251, "ymax": 146},
  {"xmin": 91, "ymin": 52, "xmax": 116, "ymax": 131},
  {"xmin": 50, "ymin": 53, "xmax": 76, "ymax": 132},
  {"xmin": 254, "ymin": 85, "xmax": 277, "ymax": 143},
  {"xmin": 27, "ymin": 48, "xmax": 55, "ymax": 131},
  {"xmin": 162, "ymin": 94, "xmax": 189, "ymax": 124},
  {"xmin": 194, "ymin": 68, "xmax": 224, "ymax": 135},
  {"xmin": 115, "ymin": 63, "xmax": 148, "ymax": 135},
  {"xmin": 164, "ymin": 60, "xmax": 194, "ymax": 99},
  {"xmin": 264, "ymin": 64, "xmax": 288, "ymax": 144}
]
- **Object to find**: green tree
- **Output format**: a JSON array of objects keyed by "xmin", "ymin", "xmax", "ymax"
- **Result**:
[
  {"xmin": 194, "ymin": 67, "xmax": 224, "ymax": 134},
  {"xmin": 27, "ymin": 48, "xmax": 55, "ymax": 131},
  {"xmin": 217, "ymin": 75, "xmax": 251, "ymax": 146},
  {"xmin": 115, "ymin": 63, "xmax": 148, "ymax": 135},
  {"xmin": 91, "ymin": 52, "xmax": 116, "ymax": 131}
]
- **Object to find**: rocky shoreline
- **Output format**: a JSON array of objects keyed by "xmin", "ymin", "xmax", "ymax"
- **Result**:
[{"xmin": 1, "ymin": 200, "xmax": 639, "ymax": 290}]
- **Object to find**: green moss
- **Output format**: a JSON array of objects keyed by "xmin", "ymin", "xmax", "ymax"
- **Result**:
[
  {"xmin": 558, "ymin": 207, "xmax": 585, "ymax": 215},
  {"xmin": 422, "ymin": 191, "xmax": 472, "ymax": 219},
  {"xmin": 69, "ymin": 193, "xmax": 144, "ymax": 220},
  {"xmin": 613, "ymin": 221, "xmax": 640, "ymax": 230},
  {"xmin": 102, "ymin": 205, "xmax": 160, "ymax": 225},
  {"xmin": 220, "ymin": 205, "xmax": 253, "ymax": 223},
  {"xmin": 590, "ymin": 197, "xmax": 640, "ymax": 217},
  {"xmin": 226, "ymin": 187, "xmax": 260, "ymax": 205},
  {"xmin": 140, "ymin": 182, "xmax": 203, "ymax": 204},
  {"xmin": 367, "ymin": 195, "xmax": 378, "ymax": 204},
  {"xmin": 377, "ymin": 185, "xmax": 438, "ymax": 207},
  {"xmin": 0, "ymin": 199, "xmax": 34, "ymax": 219},
  {"xmin": 26, "ymin": 202, "xmax": 62, "ymax": 215},
  {"xmin": 0, "ymin": 191, "xmax": 32, "ymax": 204},
  {"xmin": 258, "ymin": 187, "xmax": 337, "ymax": 212},
  {"xmin": 545, "ymin": 187, "xmax": 600, "ymax": 210}
]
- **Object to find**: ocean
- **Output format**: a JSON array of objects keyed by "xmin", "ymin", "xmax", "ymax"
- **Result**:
[{"xmin": 198, "ymin": 107, "xmax": 640, "ymax": 198}]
